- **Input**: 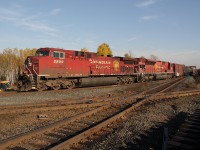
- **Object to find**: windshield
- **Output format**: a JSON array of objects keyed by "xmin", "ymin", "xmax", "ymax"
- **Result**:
[{"xmin": 35, "ymin": 49, "xmax": 49, "ymax": 56}]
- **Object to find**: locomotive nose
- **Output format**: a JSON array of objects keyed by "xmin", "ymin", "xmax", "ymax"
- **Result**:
[{"xmin": 25, "ymin": 56, "xmax": 39, "ymax": 75}]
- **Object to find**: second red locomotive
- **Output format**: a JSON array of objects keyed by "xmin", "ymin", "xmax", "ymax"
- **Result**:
[{"xmin": 17, "ymin": 48, "xmax": 184, "ymax": 91}]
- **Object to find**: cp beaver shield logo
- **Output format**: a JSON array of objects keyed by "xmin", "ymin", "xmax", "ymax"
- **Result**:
[{"xmin": 113, "ymin": 60, "xmax": 119, "ymax": 71}]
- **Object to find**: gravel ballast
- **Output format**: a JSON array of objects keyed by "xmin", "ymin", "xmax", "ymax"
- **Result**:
[
  {"xmin": 90, "ymin": 95, "xmax": 200, "ymax": 150},
  {"xmin": 0, "ymin": 77, "xmax": 200, "ymax": 149}
]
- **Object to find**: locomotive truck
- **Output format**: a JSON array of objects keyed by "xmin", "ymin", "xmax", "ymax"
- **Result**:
[{"xmin": 17, "ymin": 48, "xmax": 184, "ymax": 91}]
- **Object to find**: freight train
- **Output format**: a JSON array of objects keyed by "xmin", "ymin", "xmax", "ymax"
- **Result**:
[{"xmin": 17, "ymin": 47, "xmax": 185, "ymax": 91}]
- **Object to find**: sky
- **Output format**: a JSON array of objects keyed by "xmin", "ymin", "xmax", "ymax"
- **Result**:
[{"xmin": 0, "ymin": 0, "xmax": 200, "ymax": 67}]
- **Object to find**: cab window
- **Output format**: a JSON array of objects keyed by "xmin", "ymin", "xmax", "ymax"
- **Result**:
[
  {"xmin": 36, "ymin": 50, "xmax": 49, "ymax": 56},
  {"xmin": 53, "ymin": 51, "xmax": 65, "ymax": 59},
  {"xmin": 53, "ymin": 52, "xmax": 59, "ymax": 58},
  {"xmin": 60, "ymin": 52, "xmax": 64, "ymax": 58}
]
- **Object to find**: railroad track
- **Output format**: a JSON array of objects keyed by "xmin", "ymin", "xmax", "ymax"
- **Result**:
[
  {"xmin": 1, "ymin": 77, "xmax": 197, "ymax": 150},
  {"xmin": 0, "ymin": 78, "xmax": 175, "ymax": 101},
  {"xmin": 139, "ymin": 77, "xmax": 186, "ymax": 95},
  {"xmin": 167, "ymin": 109, "xmax": 200, "ymax": 150},
  {"xmin": 0, "ymin": 78, "xmax": 180, "ymax": 115},
  {"xmin": 2, "ymin": 88, "xmax": 199, "ymax": 116},
  {"xmin": 0, "ymin": 88, "xmax": 136, "ymax": 116},
  {"xmin": 0, "ymin": 81, "xmax": 142, "ymax": 95},
  {"xmin": 0, "ymin": 100, "xmax": 103, "ymax": 115}
]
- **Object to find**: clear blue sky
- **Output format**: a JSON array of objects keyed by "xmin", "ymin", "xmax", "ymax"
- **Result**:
[{"xmin": 0, "ymin": 0, "xmax": 200, "ymax": 67}]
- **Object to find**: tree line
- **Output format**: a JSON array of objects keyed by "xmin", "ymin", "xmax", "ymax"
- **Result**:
[{"xmin": 0, "ymin": 48, "xmax": 36, "ymax": 84}]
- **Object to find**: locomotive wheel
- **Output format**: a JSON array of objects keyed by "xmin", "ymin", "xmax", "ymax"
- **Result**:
[
  {"xmin": 116, "ymin": 78, "xmax": 123, "ymax": 85},
  {"xmin": 66, "ymin": 81, "xmax": 75, "ymax": 89},
  {"xmin": 45, "ymin": 80, "xmax": 61, "ymax": 90},
  {"xmin": 52, "ymin": 85, "xmax": 60, "ymax": 90},
  {"xmin": 38, "ymin": 83, "xmax": 48, "ymax": 91},
  {"xmin": 116, "ymin": 81, "xmax": 121, "ymax": 85}
]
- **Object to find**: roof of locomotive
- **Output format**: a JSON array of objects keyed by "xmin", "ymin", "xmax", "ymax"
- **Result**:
[
  {"xmin": 39, "ymin": 47, "xmax": 78, "ymax": 53},
  {"xmin": 39, "ymin": 47, "xmax": 98, "ymax": 55},
  {"xmin": 38, "ymin": 48, "xmax": 183, "ymax": 66}
]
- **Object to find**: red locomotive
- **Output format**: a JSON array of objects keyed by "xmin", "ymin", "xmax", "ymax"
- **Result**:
[{"xmin": 17, "ymin": 47, "xmax": 185, "ymax": 91}]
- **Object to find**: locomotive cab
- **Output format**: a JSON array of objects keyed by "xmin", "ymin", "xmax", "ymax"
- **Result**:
[
  {"xmin": 18, "ymin": 48, "xmax": 52, "ymax": 91},
  {"xmin": 35, "ymin": 49, "xmax": 50, "ymax": 57},
  {"xmin": 18, "ymin": 48, "xmax": 70, "ymax": 91},
  {"xmin": 24, "ymin": 49, "xmax": 49, "ymax": 77}
]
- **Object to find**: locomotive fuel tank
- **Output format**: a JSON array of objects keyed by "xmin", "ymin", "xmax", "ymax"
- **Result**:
[
  {"xmin": 154, "ymin": 74, "xmax": 170, "ymax": 80},
  {"xmin": 80, "ymin": 77, "xmax": 118, "ymax": 87}
]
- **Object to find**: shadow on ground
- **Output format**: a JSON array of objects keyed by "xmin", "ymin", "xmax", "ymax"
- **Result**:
[{"xmin": 119, "ymin": 112, "xmax": 188, "ymax": 150}]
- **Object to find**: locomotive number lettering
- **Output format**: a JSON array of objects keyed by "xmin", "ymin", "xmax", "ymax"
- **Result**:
[{"xmin": 54, "ymin": 60, "xmax": 64, "ymax": 64}]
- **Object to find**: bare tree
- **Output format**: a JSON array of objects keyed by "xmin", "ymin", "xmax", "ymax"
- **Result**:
[
  {"xmin": 0, "ymin": 48, "xmax": 36, "ymax": 84},
  {"xmin": 124, "ymin": 50, "xmax": 133, "ymax": 58},
  {"xmin": 80, "ymin": 48, "xmax": 89, "ymax": 52},
  {"xmin": 149, "ymin": 54, "xmax": 159, "ymax": 60}
]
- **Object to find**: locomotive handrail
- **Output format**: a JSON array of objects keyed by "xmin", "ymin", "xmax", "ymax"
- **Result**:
[
  {"xmin": 25, "ymin": 64, "xmax": 32, "ymax": 75},
  {"xmin": 32, "ymin": 65, "xmax": 38, "ymax": 76}
]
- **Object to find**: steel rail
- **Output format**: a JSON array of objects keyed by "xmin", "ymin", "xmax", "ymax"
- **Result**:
[
  {"xmin": 139, "ymin": 77, "xmax": 184, "ymax": 95},
  {"xmin": 0, "ymin": 106, "xmax": 109, "ymax": 149}
]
